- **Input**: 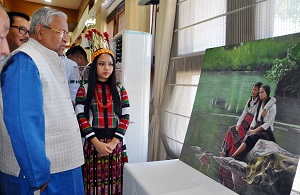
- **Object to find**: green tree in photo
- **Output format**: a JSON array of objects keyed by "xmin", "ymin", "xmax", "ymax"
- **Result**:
[
  {"xmin": 265, "ymin": 42, "xmax": 300, "ymax": 82},
  {"xmin": 203, "ymin": 33, "xmax": 300, "ymax": 72}
]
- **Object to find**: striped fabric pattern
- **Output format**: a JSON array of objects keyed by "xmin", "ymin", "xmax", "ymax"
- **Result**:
[
  {"xmin": 75, "ymin": 82, "xmax": 130, "ymax": 141},
  {"xmin": 116, "ymin": 86, "xmax": 130, "ymax": 141}
]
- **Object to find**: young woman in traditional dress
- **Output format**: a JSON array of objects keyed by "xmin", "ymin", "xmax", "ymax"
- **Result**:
[
  {"xmin": 220, "ymin": 82, "xmax": 275, "ymax": 157},
  {"xmin": 230, "ymin": 85, "xmax": 277, "ymax": 159},
  {"xmin": 75, "ymin": 46, "xmax": 130, "ymax": 194}
]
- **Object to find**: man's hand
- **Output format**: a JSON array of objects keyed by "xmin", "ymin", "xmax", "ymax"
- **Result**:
[
  {"xmin": 34, "ymin": 181, "xmax": 49, "ymax": 192},
  {"xmin": 40, "ymin": 182, "xmax": 49, "ymax": 192}
]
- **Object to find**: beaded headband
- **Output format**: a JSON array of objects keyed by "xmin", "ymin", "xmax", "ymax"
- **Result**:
[
  {"xmin": 91, "ymin": 48, "xmax": 114, "ymax": 62},
  {"xmin": 84, "ymin": 28, "xmax": 114, "ymax": 62}
]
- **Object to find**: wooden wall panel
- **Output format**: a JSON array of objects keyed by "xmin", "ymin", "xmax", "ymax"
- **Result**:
[{"xmin": 3, "ymin": 0, "xmax": 78, "ymax": 23}]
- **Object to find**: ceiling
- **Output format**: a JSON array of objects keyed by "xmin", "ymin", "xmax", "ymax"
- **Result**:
[{"xmin": 24, "ymin": 0, "xmax": 82, "ymax": 10}]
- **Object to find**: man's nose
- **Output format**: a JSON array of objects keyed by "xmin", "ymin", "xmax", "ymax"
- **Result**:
[{"xmin": 1, "ymin": 39, "xmax": 10, "ymax": 56}]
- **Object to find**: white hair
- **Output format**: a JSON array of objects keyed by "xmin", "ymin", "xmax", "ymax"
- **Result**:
[{"xmin": 29, "ymin": 7, "xmax": 67, "ymax": 34}]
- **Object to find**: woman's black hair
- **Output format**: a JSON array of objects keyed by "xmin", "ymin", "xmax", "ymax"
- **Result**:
[
  {"xmin": 254, "ymin": 82, "xmax": 263, "ymax": 89},
  {"xmin": 84, "ymin": 52, "xmax": 122, "ymax": 120},
  {"xmin": 247, "ymin": 82, "xmax": 263, "ymax": 108},
  {"xmin": 255, "ymin": 85, "xmax": 271, "ymax": 122}
]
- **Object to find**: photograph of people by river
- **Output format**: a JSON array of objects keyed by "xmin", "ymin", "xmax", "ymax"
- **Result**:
[{"xmin": 180, "ymin": 32, "xmax": 300, "ymax": 195}]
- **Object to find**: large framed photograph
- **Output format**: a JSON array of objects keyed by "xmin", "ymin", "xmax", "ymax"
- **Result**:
[{"xmin": 180, "ymin": 32, "xmax": 300, "ymax": 195}]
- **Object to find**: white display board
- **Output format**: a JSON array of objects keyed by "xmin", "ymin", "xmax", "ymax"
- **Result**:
[
  {"xmin": 123, "ymin": 159, "xmax": 238, "ymax": 195},
  {"xmin": 113, "ymin": 30, "xmax": 152, "ymax": 163}
]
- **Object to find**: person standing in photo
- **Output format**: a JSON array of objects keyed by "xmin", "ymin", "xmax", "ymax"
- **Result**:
[
  {"xmin": 0, "ymin": 7, "xmax": 84, "ymax": 194},
  {"xmin": 66, "ymin": 45, "xmax": 90, "ymax": 84},
  {"xmin": 75, "ymin": 29, "xmax": 130, "ymax": 194},
  {"xmin": 61, "ymin": 54, "xmax": 80, "ymax": 105},
  {"xmin": 0, "ymin": 11, "xmax": 30, "ymax": 65},
  {"xmin": 6, "ymin": 11, "xmax": 30, "ymax": 52}
]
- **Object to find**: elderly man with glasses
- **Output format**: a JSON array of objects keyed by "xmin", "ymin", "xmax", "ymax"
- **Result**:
[
  {"xmin": 0, "ymin": 7, "xmax": 84, "ymax": 194},
  {"xmin": 7, "ymin": 12, "xmax": 30, "ymax": 52}
]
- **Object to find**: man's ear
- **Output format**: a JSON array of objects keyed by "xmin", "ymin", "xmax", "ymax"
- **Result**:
[
  {"xmin": 78, "ymin": 55, "xmax": 84, "ymax": 61},
  {"xmin": 35, "ymin": 25, "xmax": 43, "ymax": 40}
]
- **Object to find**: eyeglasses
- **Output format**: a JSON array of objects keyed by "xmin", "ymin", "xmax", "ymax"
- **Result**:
[
  {"xmin": 43, "ymin": 25, "xmax": 70, "ymax": 39},
  {"xmin": 11, "ymin": 25, "xmax": 29, "ymax": 35}
]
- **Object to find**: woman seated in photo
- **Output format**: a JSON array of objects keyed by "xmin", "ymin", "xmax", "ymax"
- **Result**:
[
  {"xmin": 230, "ymin": 85, "xmax": 277, "ymax": 159},
  {"xmin": 220, "ymin": 82, "xmax": 276, "ymax": 157}
]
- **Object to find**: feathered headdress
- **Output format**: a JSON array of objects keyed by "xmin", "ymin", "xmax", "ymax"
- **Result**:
[{"xmin": 84, "ymin": 28, "xmax": 114, "ymax": 61}]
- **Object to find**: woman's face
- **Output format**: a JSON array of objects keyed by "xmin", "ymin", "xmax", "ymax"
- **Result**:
[
  {"xmin": 251, "ymin": 86, "xmax": 259, "ymax": 98},
  {"xmin": 96, "ymin": 53, "xmax": 114, "ymax": 82},
  {"xmin": 259, "ymin": 87, "xmax": 268, "ymax": 101}
]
